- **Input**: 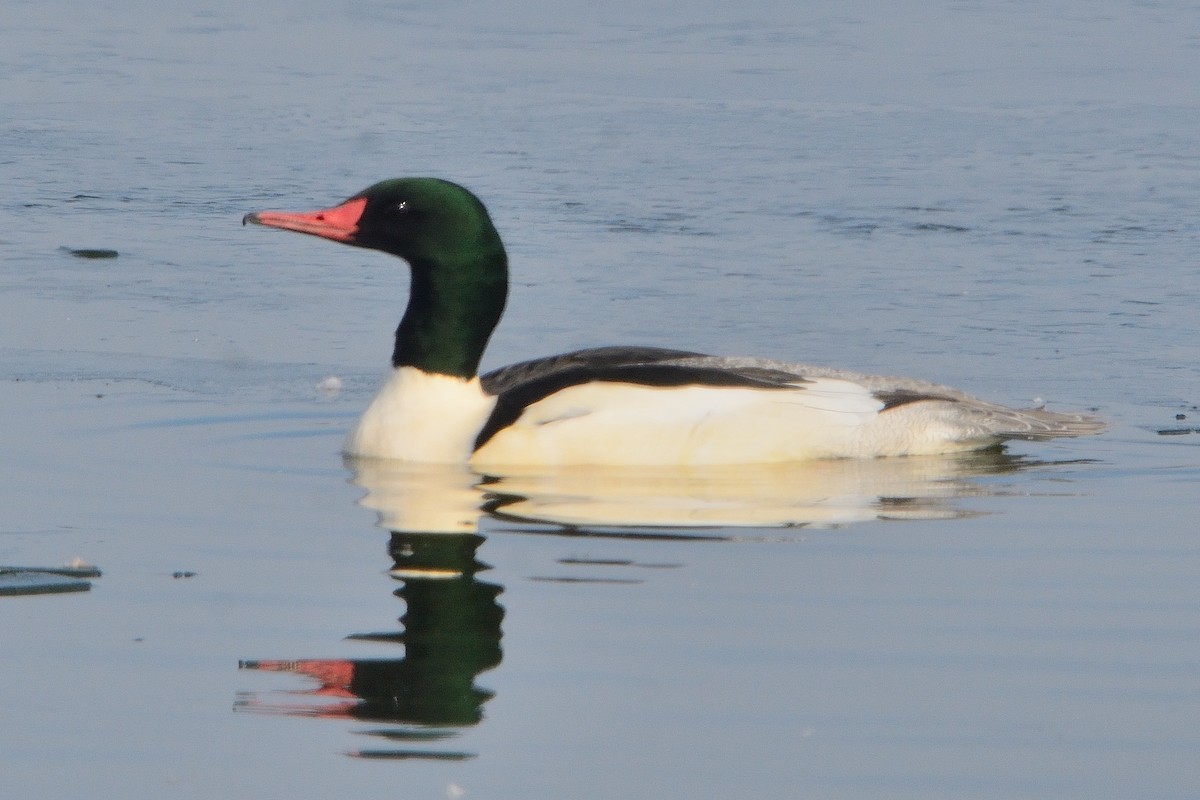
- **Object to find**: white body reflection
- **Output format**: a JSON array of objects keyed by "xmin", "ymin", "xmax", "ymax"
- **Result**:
[{"xmin": 347, "ymin": 451, "xmax": 1041, "ymax": 535}]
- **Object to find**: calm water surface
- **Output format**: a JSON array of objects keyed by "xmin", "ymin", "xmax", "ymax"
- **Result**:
[{"xmin": 3, "ymin": 2, "xmax": 1199, "ymax": 798}]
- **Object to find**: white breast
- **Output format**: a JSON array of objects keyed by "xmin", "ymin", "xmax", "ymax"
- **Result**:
[{"xmin": 344, "ymin": 368, "xmax": 497, "ymax": 462}]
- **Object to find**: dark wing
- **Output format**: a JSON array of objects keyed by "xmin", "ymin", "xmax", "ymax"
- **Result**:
[
  {"xmin": 874, "ymin": 388, "xmax": 959, "ymax": 410},
  {"xmin": 480, "ymin": 346, "xmax": 706, "ymax": 395},
  {"xmin": 479, "ymin": 346, "xmax": 820, "ymax": 395}
]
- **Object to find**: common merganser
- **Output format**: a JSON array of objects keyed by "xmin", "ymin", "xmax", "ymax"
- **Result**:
[{"xmin": 244, "ymin": 178, "xmax": 1103, "ymax": 466}]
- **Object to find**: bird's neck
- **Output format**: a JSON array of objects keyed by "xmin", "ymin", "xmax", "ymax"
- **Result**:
[{"xmin": 392, "ymin": 252, "xmax": 508, "ymax": 379}]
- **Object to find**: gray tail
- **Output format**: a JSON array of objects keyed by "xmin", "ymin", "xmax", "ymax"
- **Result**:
[{"xmin": 993, "ymin": 406, "xmax": 1107, "ymax": 440}]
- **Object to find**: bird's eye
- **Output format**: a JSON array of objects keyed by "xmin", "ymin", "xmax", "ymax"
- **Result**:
[{"xmin": 392, "ymin": 201, "xmax": 409, "ymax": 215}]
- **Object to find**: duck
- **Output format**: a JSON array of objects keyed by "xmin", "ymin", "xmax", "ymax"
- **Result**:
[{"xmin": 244, "ymin": 178, "xmax": 1103, "ymax": 466}]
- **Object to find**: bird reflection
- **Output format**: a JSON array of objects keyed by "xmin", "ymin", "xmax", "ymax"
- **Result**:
[
  {"xmin": 236, "ymin": 521, "xmax": 503, "ymax": 760},
  {"xmin": 237, "ymin": 448, "xmax": 1075, "ymax": 757},
  {"xmin": 348, "ymin": 448, "xmax": 1049, "ymax": 536}
]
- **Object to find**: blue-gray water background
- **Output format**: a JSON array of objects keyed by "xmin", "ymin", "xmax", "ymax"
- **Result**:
[{"xmin": 3, "ymin": 2, "xmax": 1199, "ymax": 798}]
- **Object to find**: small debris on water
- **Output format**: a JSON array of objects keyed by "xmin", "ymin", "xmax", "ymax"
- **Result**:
[
  {"xmin": 0, "ymin": 560, "xmax": 102, "ymax": 596},
  {"xmin": 317, "ymin": 375, "xmax": 344, "ymax": 395},
  {"xmin": 64, "ymin": 556, "xmax": 98, "ymax": 573},
  {"xmin": 60, "ymin": 246, "xmax": 119, "ymax": 259},
  {"xmin": 172, "ymin": 570, "xmax": 198, "ymax": 579},
  {"xmin": 347, "ymin": 749, "xmax": 475, "ymax": 761},
  {"xmin": 1158, "ymin": 427, "xmax": 1200, "ymax": 436},
  {"xmin": 1159, "ymin": 409, "xmax": 1200, "ymax": 435}
]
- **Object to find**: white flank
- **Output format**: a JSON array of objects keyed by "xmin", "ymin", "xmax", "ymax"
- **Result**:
[
  {"xmin": 470, "ymin": 377, "xmax": 949, "ymax": 467},
  {"xmin": 344, "ymin": 367, "xmax": 496, "ymax": 462}
]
